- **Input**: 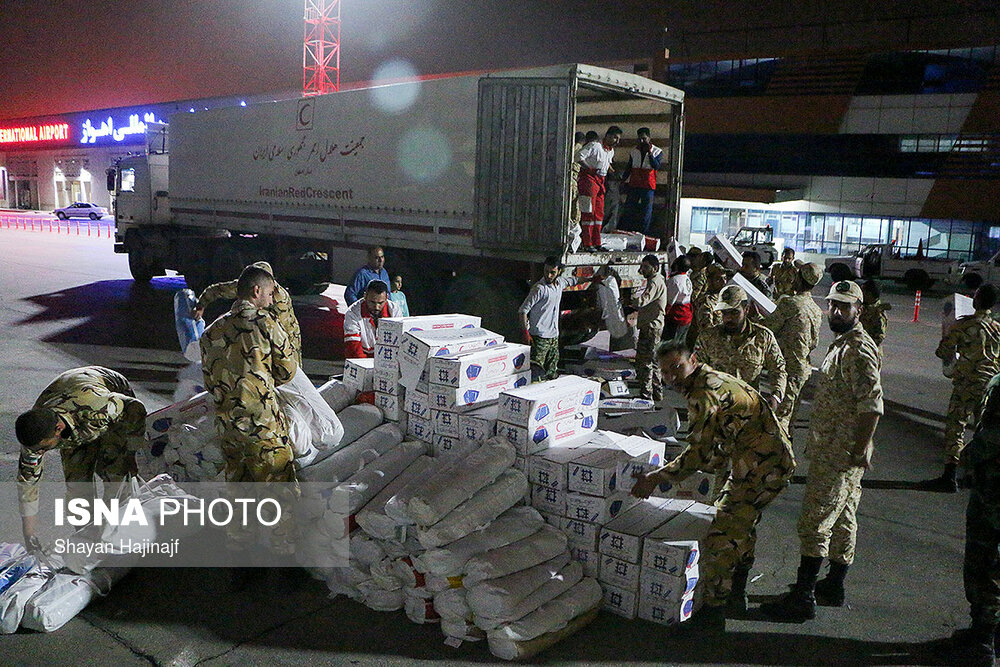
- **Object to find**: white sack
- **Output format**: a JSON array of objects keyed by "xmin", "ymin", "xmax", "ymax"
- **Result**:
[
  {"xmin": 370, "ymin": 558, "xmax": 403, "ymax": 591},
  {"xmin": 338, "ymin": 404, "xmax": 387, "ymax": 447},
  {"xmin": 406, "ymin": 439, "xmax": 516, "ymax": 527},
  {"xmin": 441, "ymin": 618, "xmax": 486, "ymax": 643},
  {"xmin": 417, "ymin": 470, "xmax": 529, "ymax": 549},
  {"xmin": 433, "ymin": 587, "xmax": 471, "ymax": 622},
  {"xmin": 392, "ymin": 556, "xmax": 427, "ymax": 589},
  {"xmin": 416, "ymin": 506, "xmax": 544, "ymax": 577},
  {"xmin": 22, "ymin": 568, "xmax": 128, "ymax": 633},
  {"xmin": 462, "ymin": 524, "xmax": 568, "ymax": 586},
  {"xmin": 278, "ymin": 367, "xmax": 345, "ymax": 449},
  {"xmin": 470, "ymin": 558, "xmax": 581, "ymax": 631},
  {"xmin": 356, "ymin": 456, "xmax": 436, "ymax": 540},
  {"xmin": 318, "ymin": 378, "xmax": 357, "ymax": 413},
  {"xmin": 487, "ymin": 604, "xmax": 599, "ymax": 661},
  {"xmin": 340, "ymin": 441, "xmax": 426, "ymax": 515},
  {"xmin": 384, "ymin": 443, "xmax": 482, "ymax": 525},
  {"xmin": 0, "ymin": 561, "xmax": 51, "ymax": 634},
  {"xmin": 349, "ymin": 533, "xmax": 386, "ymax": 569},
  {"xmin": 488, "ymin": 577, "xmax": 602, "ymax": 643},
  {"xmin": 359, "ymin": 583, "xmax": 404, "ymax": 611},
  {"xmin": 298, "ymin": 422, "xmax": 404, "ymax": 483},
  {"xmin": 404, "ymin": 594, "xmax": 440, "ymax": 624}
]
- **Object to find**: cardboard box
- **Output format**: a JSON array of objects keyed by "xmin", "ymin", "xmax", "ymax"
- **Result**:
[
  {"xmin": 497, "ymin": 409, "xmax": 599, "ymax": 456},
  {"xmin": 386, "ymin": 411, "xmax": 408, "ymax": 431},
  {"xmin": 529, "ymin": 484, "xmax": 566, "ymax": 515},
  {"xmin": 398, "ymin": 327, "xmax": 504, "ymax": 391},
  {"xmin": 457, "ymin": 404, "xmax": 498, "ymax": 442},
  {"xmin": 731, "ymin": 272, "xmax": 776, "ymax": 314},
  {"xmin": 569, "ymin": 435, "xmax": 666, "ymax": 497},
  {"xmin": 432, "ymin": 409, "xmax": 460, "ymax": 437},
  {"xmin": 707, "ymin": 233, "xmax": 742, "ymax": 271},
  {"xmin": 599, "ymin": 554, "xmax": 643, "ymax": 591},
  {"xmin": 599, "ymin": 498, "xmax": 694, "ymax": 564},
  {"xmin": 598, "ymin": 397, "xmax": 656, "ymax": 412},
  {"xmin": 428, "ymin": 372, "xmax": 529, "ymax": 411},
  {"xmin": 513, "ymin": 456, "xmax": 527, "ymax": 473},
  {"xmin": 374, "ymin": 392, "xmax": 403, "ymax": 421},
  {"xmin": 374, "ymin": 365, "xmax": 400, "ymax": 385},
  {"xmin": 569, "ymin": 546, "xmax": 601, "ymax": 578},
  {"xmin": 527, "ymin": 441, "xmax": 596, "ymax": 490},
  {"xmin": 598, "ymin": 404, "xmax": 682, "ymax": 441},
  {"xmin": 565, "ymin": 492, "xmax": 639, "ymax": 525},
  {"xmin": 344, "ymin": 358, "xmax": 375, "ymax": 392},
  {"xmin": 642, "ymin": 502, "xmax": 716, "ymax": 576},
  {"xmin": 428, "ymin": 343, "xmax": 531, "ymax": 387},
  {"xmin": 602, "ymin": 583, "xmax": 639, "ymax": 619},
  {"xmin": 402, "ymin": 389, "xmax": 431, "ymax": 420},
  {"xmin": 376, "ymin": 314, "xmax": 481, "ymax": 347},
  {"xmin": 563, "ymin": 518, "xmax": 600, "ymax": 551},
  {"xmin": 373, "ymin": 373, "xmax": 401, "ymax": 395},
  {"xmin": 564, "ymin": 356, "xmax": 637, "ymax": 382},
  {"xmin": 539, "ymin": 511, "xmax": 564, "ymax": 531},
  {"xmin": 498, "ymin": 376, "xmax": 600, "ymax": 429},
  {"xmin": 373, "ymin": 344, "xmax": 400, "ymax": 374},
  {"xmin": 432, "ymin": 433, "xmax": 476, "ymax": 460},
  {"xmin": 637, "ymin": 586, "xmax": 697, "ymax": 626},
  {"xmin": 406, "ymin": 414, "xmax": 434, "ymax": 443}
]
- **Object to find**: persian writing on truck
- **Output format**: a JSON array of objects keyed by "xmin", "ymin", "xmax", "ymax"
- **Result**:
[{"xmin": 251, "ymin": 135, "xmax": 366, "ymax": 164}]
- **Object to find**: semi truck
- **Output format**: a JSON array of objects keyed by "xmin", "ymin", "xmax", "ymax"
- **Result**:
[{"xmin": 110, "ymin": 64, "xmax": 684, "ymax": 336}]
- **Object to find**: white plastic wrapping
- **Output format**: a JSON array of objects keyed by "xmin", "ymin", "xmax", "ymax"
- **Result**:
[
  {"xmin": 22, "ymin": 568, "xmax": 129, "ymax": 633},
  {"xmin": 416, "ymin": 506, "xmax": 544, "ymax": 577},
  {"xmin": 469, "ymin": 557, "xmax": 582, "ymax": 631},
  {"xmin": 462, "ymin": 524, "xmax": 568, "ymax": 586},
  {"xmin": 404, "ymin": 591, "xmax": 440, "ymax": 624},
  {"xmin": 487, "ymin": 604, "xmax": 600, "ymax": 661},
  {"xmin": 355, "ymin": 456, "xmax": 436, "ymax": 540},
  {"xmin": 433, "ymin": 587, "xmax": 471, "ymax": 622},
  {"xmin": 318, "ymin": 378, "xmax": 358, "ymax": 413},
  {"xmin": 487, "ymin": 577, "xmax": 602, "ymax": 643},
  {"xmin": 384, "ymin": 443, "xmax": 483, "ymax": 525},
  {"xmin": 417, "ymin": 470, "xmax": 528, "ymax": 549},
  {"xmin": 340, "ymin": 441, "xmax": 426, "ymax": 514},
  {"xmin": 279, "ymin": 366, "xmax": 346, "ymax": 450},
  {"xmin": 298, "ymin": 422, "xmax": 404, "ymax": 483},
  {"xmin": 0, "ymin": 561, "xmax": 52, "ymax": 633}
]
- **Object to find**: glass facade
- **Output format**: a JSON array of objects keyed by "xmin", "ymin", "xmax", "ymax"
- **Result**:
[{"xmin": 689, "ymin": 206, "xmax": 998, "ymax": 261}]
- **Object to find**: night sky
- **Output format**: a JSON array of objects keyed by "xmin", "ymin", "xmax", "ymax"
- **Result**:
[{"xmin": 0, "ymin": 0, "xmax": 665, "ymax": 121}]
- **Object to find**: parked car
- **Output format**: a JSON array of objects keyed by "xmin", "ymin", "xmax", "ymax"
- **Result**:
[
  {"xmin": 824, "ymin": 243, "xmax": 959, "ymax": 289},
  {"xmin": 958, "ymin": 250, "xmax": 1000, "ymax": 289},
  {"xmin": 54, "ymin": 202, "xmax": 107, "ymax": 220}
]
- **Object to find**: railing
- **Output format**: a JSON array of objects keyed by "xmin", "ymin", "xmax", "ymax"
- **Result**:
[{"xmin": 0, "ymin": 210, "xmax": 115, "ymax": 237}]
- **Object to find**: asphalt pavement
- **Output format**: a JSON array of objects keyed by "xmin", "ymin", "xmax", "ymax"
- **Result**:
[{"xmin": 0, "ymin": 227, "xmax": 976, "ymax": 666}]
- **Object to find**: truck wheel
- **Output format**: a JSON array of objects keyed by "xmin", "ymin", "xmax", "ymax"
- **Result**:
[
  {"xmin": 128, "ymin": 250, "xmax": 156, "ymax": 283},
  {"xmin": 964, "ymin": 273, "xmax": 984, "ymax": 289},
  {"xmin": 904, "ymin": 270, "xmax": 931, "ymax": 291},
  {"xmin": 828, "ymin": 263, "xmax": 852, "ymax": 282}
]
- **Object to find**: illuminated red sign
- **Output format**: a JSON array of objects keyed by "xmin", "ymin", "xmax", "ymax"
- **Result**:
[{"xmin": 0, "ymin": 123, "xmax": 70, "ymax": 144}]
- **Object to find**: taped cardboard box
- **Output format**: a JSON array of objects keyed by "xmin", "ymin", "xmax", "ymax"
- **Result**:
[
  {"xmin": 399, "ymin": 327, "xmax": 504, "ymax": 391},
  {"xmin": 707, "ymin": 233, "xmax": 742, "ymax": 271},
  {"xmin": 432, "ymin": 433, "xmax": 477, "ymax": 460},
  {"xmin": 637, "ymin": 590, "xmax": 696, "ymax": 627},
  {"xmin": 642, "ymin": 503, "xmax": 716, "ymax": 577},
  {"xmin": 569, "ymin": 546, "xmax": 601, "ymax": 578},
  {"xmin": 599, "ymin": 404, "xmax": 682, "ymax": 442},
  {"xmin": 374, "ymin": 365, "xmax": 401, "ymax": 386},
  {"xmin": 539, "ymin": 512, "xmax": 564, "ymax": 531},
  {"xmin": 429, "ymin": 372, "xmax": 530, "ymax": 411},
  {"xmin": 374, "ymin": 344, "xmax": 400, "ymax": 374},
  {"xmin": 429, "ymin": 343, "xmax": 531, "ymax": 388},
  {"xmin": 529, "ymin": 484, "xmax": 566, "ymax": 516},
  {"xmin": 599, "ymin": 554, "xmax": 643, "ymax": 591},
  {"xmin": 562, "ymin": 518, "xmax": 600, "ymax": 551},
  {"xmin": 406, "ymin": 414, "xmax": 434, "ymax": 444},
  {"xmin": 598, "ymin": 397, "xmax": 656, "ymax": 413},
  {"xmin": 637, "ymin": 567, "xmax": 699, "ymax": 622},
  {"xmin": 375, "ymin": 392, "xmax": 404, "ymax": 421},
  {"xmin": 343, "ymin": 358, "xmax": 375, "ymax": 392},
  {"xmin": 527, "ymin": 440, "xmax": 599, "ymax": 490},
  {"xmin": 731, "ymin": 272, "xmax": 776, "ymax": 314},
  {"xmin": 458, "ymin": 404, "xmax": 498, "ymax": 442},
  {"xmin": 374, "ymin": 372, "xmax": 402, "ymax": 395},
  {"xmin": 498, "ymin": 376, "xmax": 600, "ymax": 429},
  {"xmin": 564, "ymin": 356, "xmax": 637, "ymax": 382},
  {"xmin": 498, "ymin": 409, "xmax": 598, "ymax": 456},
  {"xmin": 376, "ymin": 314, "xmax": 481, "ymax": 347},
  {"xmin": 569, "ymin": 435, "xmax": 666, "ymax": 497},
  {"xmin": 403, "ymin": 389, "xmax": 431, "ymax": 420},
  {"xmin": 601, "ymin": 582, "xmax": 639, "ymax": 619},
  {"xmin": 432, "ymin": 409, "xmax": 460, "ymax": 437},
  {"xmin": 565, "ymin": 492, "xmax": 639, "ymax": 525},
  {"xmin": 599, "ymin": 498, "xmax": 694, "ymax": 564}
]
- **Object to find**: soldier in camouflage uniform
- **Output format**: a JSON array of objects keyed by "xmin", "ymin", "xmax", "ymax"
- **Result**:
[
  {"xmin": 763, "ymin": 262, "xmax": 824, "ymax": 431},
  {"xmin": 768, "ymin": 247, "xmax": 799, "ymax": 298},
  {"xmin": 922, "ymin": 285, "xmax": 1000, "ymax": 493},
  {"xmin": 688, "ymin": 247, "xmax": 707, "ymax": 304},
  {"xmin": 14, "ymin": 366, "xmax": 145, "ymax": 547},
  {"xmin": 940, "ymin": 371, "xmax": 1000, "ymax": 666},
  {"xmin": 859, "ymin": 280, "xmax": 891, "ymax": 347},
  {"xmin": 632, "ymin": 341, "xmax": 795, "ymax": 632},
  {"xmin": 762, "ymin": 280, "xmax": 882, "ymax": 622},
  {"xmin": 687, "ymin": 263, "xmax": 726, "ymax": 349},
  {"xmin": 197, "ymin": 261, "xmax": 303, "ymax": 367},
  {"xmin": 201, "ymin": 265, "xmax": 300, "ymax": 554},
  {"xmin": 634, "ymin": 254, "xmax": 668, "ymax": 401}
]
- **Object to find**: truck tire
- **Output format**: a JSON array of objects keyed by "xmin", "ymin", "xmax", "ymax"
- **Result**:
[
  {"xmin": 904, "ymin": 270, "xmax": 931, "ymax": 291},
  {"xmin": 828, "ymin": 263, "xmax": 853, "ymax": 282},
  {"xmin": 128, "ymin": 250, "xmax": 157, "ymax": 283},
  {"xmin": 964, "ymin": 273, "xmax": 984, "ymax": 289}
]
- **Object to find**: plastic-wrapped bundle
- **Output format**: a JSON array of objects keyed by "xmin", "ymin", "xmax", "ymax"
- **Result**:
[
  {"xmin": 318, "ymin": 378, "xmax": 358, "ymax": 413},
  {"xmin": 405, "ymin": 439, "xmax": 516, "ymax": 527},
  {"xmin": 0, "ymin": 554, "xmax": 36, "ymax": 595},
  {"xmin": 463, "ymin": 525, "xmax": 568, "ymax": 587},
  {"xmin": 278, "ymin": 368, "xmax": 345, "ymax": 450},
  {"xmin": 340, "ymin": 441, "xmax": 426, "ymax": 515},
  {"xmin": 487, "ymin": 604, "xmax": 600, "ymax": 661},
  {"xmin": 22, "ymin": 568, "xmax": 129, "ymax": 633},
  {"xmin": 425, "ymin": 573, "xmax": 464, "ymax": 593},
  {"xmin": 416, "ymin": 507, "xmax": 543, "ymax": 577},
  {"xmin": 404, "ymin": 590, "xmax": 440, "ymax": 624},
  {"xmin": 384, "ymin": 443, "xmax": 483, "ymax": 525},
  {"xmin": 355, "ymin": 456, "xmax": 436, "ymax": 540},
  {"xmin": 358, "ymin": 581, "xmax": 404, "ymax": 611},
  {"xmin": 370, "ymin": 558, "xmax": 402, "ymax": 591},
  {"xmin": 486, "ymin": 578, "xmax": 602, "ymax": 659},
  {"xmin": 323, "ymin": 562, "xmax": 372, "ymax": 600},
  {"xmin": 0, "ymin": 560, "xmax": 52, "ymax": 633},
  {"xmin": 391, "ymin": 556, "xmax": 427, "ymax": 589},
  {"xmin": 173, "ymin": 289, "xmax": 205, "ymax": 361},
  {"xmin": 433, "ymin": 587, "xmax": 471, "ymax": 623},
  {"xmin": 380, "ymin": 534, "xmax": 424, "ymax": 560},
  {"xmin": 337, "ymin": 404, "xmax": 386, "ymax": 448},
  {"xmin": 417, "ymin": 470, "xmax": 528, "ymax": 549},
  {"xmin": 469, "ymin": 557, "xmax": 582, "ymax": 631},
  {"xmin": 298, "ymin": 423, "xmax": 404, "ymax": 483},
  {"xmin": 441, "ymin": 618, "xmax": 486, "ymax": 643},
  {"xmin": 349, "ymin": 533, "xmax": 386, "ymax": 570}
]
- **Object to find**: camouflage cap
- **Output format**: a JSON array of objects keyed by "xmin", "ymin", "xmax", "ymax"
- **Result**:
[
  {"xmin": 251, "ymin": 261, "xmax": 274, "ymax": 277},
  {"xmin": 798, "ymin": 262, "xmax": 823, "ymax": 287},
  {"xmin": 713, "ymin": 284, "xmax": 748, "ymax": 311},
  {"xmin": 706, "ymin": 264, "xmax": 726, "ymax": 279},
  {"xmin": 826, "ymin": 280, "xmax": 863, "ymax": 304}
]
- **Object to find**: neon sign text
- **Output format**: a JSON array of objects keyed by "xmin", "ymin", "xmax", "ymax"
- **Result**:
[
  {"xmin": 80, "ymin": 112, "xmax": 165, "ymax": 144},
  {"xmin": 0, "ymin": 123, "xmax": 70, "ymax": 144}
]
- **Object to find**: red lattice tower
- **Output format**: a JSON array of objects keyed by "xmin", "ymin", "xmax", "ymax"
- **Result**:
[{"xmin": 303, "ymin": 0, "xmax": 341, "ymax": 95}]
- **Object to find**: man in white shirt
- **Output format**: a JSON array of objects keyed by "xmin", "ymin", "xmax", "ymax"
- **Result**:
[
  {"xmin": 593, "ymin": 265, "xmax": 636, "ymax": 351},
  {"xmin": 343, "ymin": 280, "xmax": 402, "ymax": 358},
  {"xmin": 519, "ymin": 257, "xmax": 584, "ymax": 380},
  {"xmin": 576, "ymin": 126, "xmax": 623, "ymax": 251}
]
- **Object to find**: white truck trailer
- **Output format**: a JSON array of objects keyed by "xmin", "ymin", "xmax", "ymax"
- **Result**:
[{"xmin": 111, "ymin": 64, "xmax": 684, "ymax": 335}]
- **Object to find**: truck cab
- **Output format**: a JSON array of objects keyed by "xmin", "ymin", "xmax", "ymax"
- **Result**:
[{"xmin": 959, "ymin": 250, "xmax": 1000, "ymax": 289}]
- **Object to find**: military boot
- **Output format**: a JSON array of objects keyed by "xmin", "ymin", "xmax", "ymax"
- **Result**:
[
  {"xmin": 814, "ymin": 560, "xmax": 848, "ymax": 607},
  {"xmin": 948, "ymin": 621, "xmax": 997, "ymax": 667},
  {"xmin": 760, "ymin": 556, "xmax": 821, "ymax": 622},
  {"xmin": 918, "ymin": 463, "xmax": 958, "ymax": 493},
  {"xmin": 676, "ymin": 604, "xmax": 726, "ymax": 634},
  {"xmin": 727, "ymin": 564, "xmax": 751, "ymax": 615}
]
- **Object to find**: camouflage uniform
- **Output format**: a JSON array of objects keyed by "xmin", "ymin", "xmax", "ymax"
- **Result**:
[
  {"xmin": 764, "ymin": 293, "xmax": 823, "ymax": 430},
  {"xmin": 653, "ymin": 365, "xmax": 795, "ymax": 607},
  {"xmin": 798, "ymin": 321, "xmax": 882, "ymax": 565},
  {"xmin": 531, "ymin": 337, "xmax": 560, "ymax": 381},
  {"xmin": 635, "ymin": 271, "xmax": 667, "ymax": 400},
  {"xmin": 963, "ymin": 372, "xmax": 1000, "ymax": 631},
  {"xmin": 690, "ymin": 266, "xmax": 707, "ymax": 304},
  {"xmin": 769, "ymin": 262, "xmax": 799, "ymax": 298},
  {"xmin": 201, "ymin": 299, "xmax": 300, "ymax": 552},
  {"xmin": 935, "ymin": 310, "xmax": 1000, "ymax": 464},
  {"xmin": 198, "ymin": 262, "xmax": 302, "ymax": 367},
  {"xmin": 859, "ymin": 300, "xmax": 891, "ymax": 347},
  {"xmin": 696, "ymin": 320, "xmax": 787, "ymax": 402},
  {"xmin": 18, "ymin": 367, "xmax": 145, "ymax": 517},
  {"xmin": 687, "ymin": 289, "xmax": 722, "ymax": 349}
]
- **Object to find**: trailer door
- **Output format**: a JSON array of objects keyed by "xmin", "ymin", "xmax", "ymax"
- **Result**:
[{"xmin": 475, "ymin": 77, "xmax": 573, "ymax": 251}]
